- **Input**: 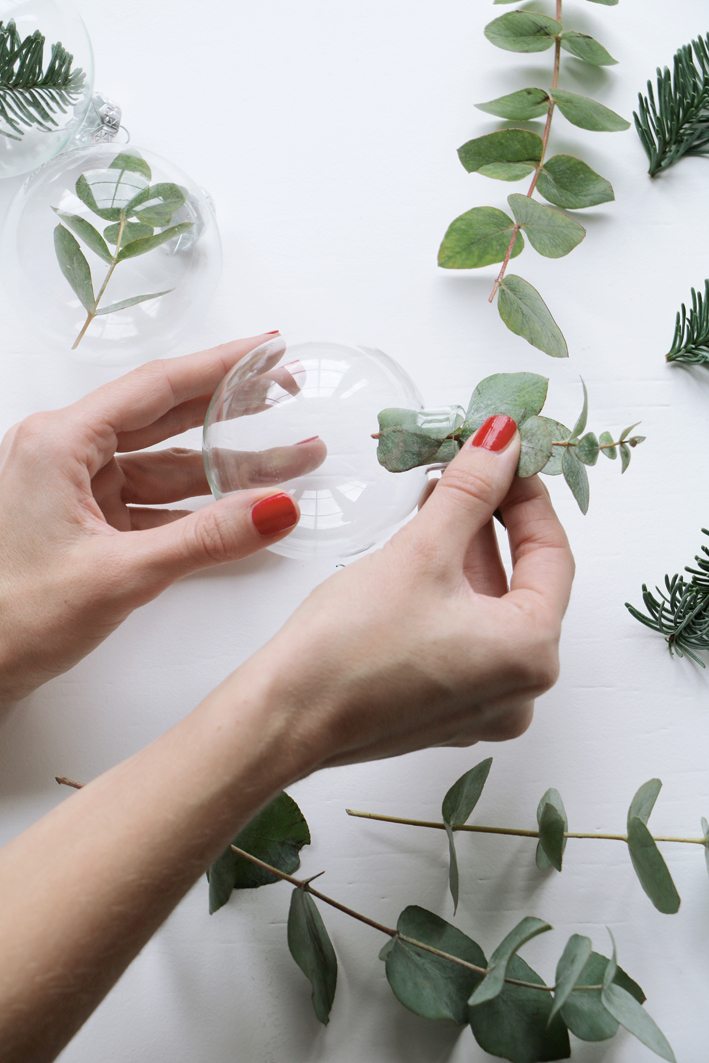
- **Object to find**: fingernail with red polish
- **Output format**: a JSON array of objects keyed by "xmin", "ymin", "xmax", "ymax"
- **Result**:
[
  {"xmin": 295, "ymin": 436, "xmax": 319, "ymax": 445},
  {"xmin": 265, "ymin": 330, "xmax": 280, "ymax": 335},
  {"xmin": 469, "ymin": 414, "xmax": 517, "ymax": 452},
  {"xmin": 252, "ymin": 493, "xmax": 299, "ymax": 537}
]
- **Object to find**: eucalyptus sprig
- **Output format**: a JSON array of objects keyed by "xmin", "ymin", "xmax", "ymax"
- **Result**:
[
  {"xmin": 665, "ymin": 280, "xmax": 709, "ymax": 366},
  {"xmin": 55, "ymin": 773, "xmax": 681, "ymax": 1063},
  {"xmin": 0, "ymin": 19, "xmax": 86, "ymax": 141},
  {"xmin": 634, "ymin": 34, "xmax": 709, "ymax": 176},
  {"xmin": 52, "ymin": 151, "xmax": 193, "ymax": 348},
  {"xmin": 438, "ymin": 0, "xmax": 628, "ymax": 358},
  {"xmin": 626, "ymin": 529, "xmax": 709, "ymax": 665},
  {"xmin": 374, "ymin": 372, "xmax": 645, "ymax": 513}
]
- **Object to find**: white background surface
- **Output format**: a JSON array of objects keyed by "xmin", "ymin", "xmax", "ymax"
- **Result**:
[{"xmin": 1, "ymin": 1, "xmax": 708, "ymax": 1061}]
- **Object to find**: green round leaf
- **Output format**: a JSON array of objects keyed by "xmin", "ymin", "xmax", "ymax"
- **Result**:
[
  {"xmin": 469, "ymin": 917, "xmax": 551, "ymax": 1007},
  {"xmin": 559, "ymin": 30, "xmax": 618, "ymax": 66},
  {"xmin": 476, "ymin": 88, "xmax": 549, "ymax": 121},
  {"xmin": 287, "ymin": 889, "xmax": 338, "ymax": 1025},
  {"xmin": 540, "ymin": 420, "xmax": 571, "ymax": 475},
  {"xmin": 562, "ymin": 448, "xmax": 590, "ymax": 513},
  {"xmin": 576, "ymin": 432, "xmax": 600, "ymax": 466},
  {"xmin": 478, "ymin": 161, "xmax": 537, "ymax": 181},
  {"xmin": 560, "ymin": 952, "xmax": 645, "ymax": 1042},
  {"xmin": 599, "ymin": 430, "xmax": 617, "ymax": 459},
  {"xmin": 507, "ymin": 194, "xmax": 586, "ymax": 258},
  {"xmin": 536, "ymin": 788, "xmax": 568, "ymax": 871},
  {"xmin": 484, "ymin": 11, "xmax": 561, "ymax": 53},
  {"xmin": 458, "ymin": 129, "xmax": 543, "ymax": 174},
  {"xmin": 518, "ymin": 416, "xmax": 556, "ymax": 477},
  {"xmin": 537, "ymin": 155, "xmax": 615, "ymax": 209},
  {"xmin": 601, "ymin": 984, "xmax": 676, "ymax": 1062},
  {"xmin": 552, "ymin": 89, "xmax": 630, "ymax": 132},
  {"xmin": 464, "ymin": 372, "xmax": 548, "ymax": 434},
  {"xmin": 438, "ymin": 206, "xmax": 523, "ymax": 269},
  {"xmin": 627, "ymin": 817, "xmax": 681, "ymax": 914},
  {"xmin": 551, "ymin": 935, "xmax": 593, "ymax": 1021},
  {"xmin": 498, "ymin": 275, "xmax": 568, "ymax": 358}
]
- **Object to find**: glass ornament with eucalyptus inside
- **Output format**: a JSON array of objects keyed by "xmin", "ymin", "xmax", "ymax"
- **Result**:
[
  {"xmin": 1, "ymin": 143, "xmax": 221, "ymax": 363},
  {"xmin": 0, "ymin": 1, "xmax": 94, "ymax": 179}
]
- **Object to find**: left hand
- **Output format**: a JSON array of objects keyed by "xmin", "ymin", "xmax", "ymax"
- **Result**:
[{"xmin": 0, "ymin": 333, "xmax": 301, "ymax": 702}]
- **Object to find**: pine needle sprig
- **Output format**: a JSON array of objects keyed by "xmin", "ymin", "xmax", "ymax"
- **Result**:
[
  {"xmin": 666, "ymin": 280, "xmax": 709, "ymax": 365},
  {"xmin": 0, "ymin": 19, "xmax": 86, "ymax": 141},
  {"xmin": 634, "ymin": 34, "xmax": 709, "ymax": 176},
  {"xmin": 626, "ymin": 530, "xmax": 709, "ymax": 665}
]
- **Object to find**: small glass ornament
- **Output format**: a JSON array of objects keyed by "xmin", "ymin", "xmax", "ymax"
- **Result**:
[
  {"xmin": 203, "ymin": 337, "xmax": 429, "ymax": 560},
  {"xmin": 0, "ymin": 0, "xmax": 94, "ymax": 179},
  {"xmin": 1, "ymin": 143, "xmax": 222, "ymax": 364}
]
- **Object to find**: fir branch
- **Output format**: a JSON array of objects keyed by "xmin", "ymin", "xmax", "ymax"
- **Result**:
[
  {"xmin": 666, "ymin": 280, "xmax": 709, "ymax": 365},
  {"xmin": 634, "ymin": 34, "xmax": 709, "ymax": 176},
  {"xmin": 626, "ymin": 530, "xmax": 709, "ymax": 665},
  {"xmin": 0, "ymin": 20, "xmax": 86, "ymax": 141}
]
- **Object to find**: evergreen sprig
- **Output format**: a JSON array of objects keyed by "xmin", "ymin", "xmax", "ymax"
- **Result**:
[
  {"xmin": 438, "ymin": 0, "xmax": 628, "ymax": 358},
  {"xmin": 374, "ymin": 372, "xmax": 645, "ymax": 513},
  {"xmin": 634, "ymin": 34, "xmax": 709, "ymax": 177},
  {"xmin": 626, "ymin": 530, "xmax": 709, "ymax": 665},
  {"xmin": 666, "ymin": 280, "xmax": 709, "ymax": 365},
  {"xmin": 0, "ymin": 19, "xmax": 86, "ymax": 141}
]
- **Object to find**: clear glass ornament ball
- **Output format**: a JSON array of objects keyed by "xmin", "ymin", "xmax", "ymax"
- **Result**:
[
  {"xmin": 1, "ymin": 143, "xmax": 222, "ymax": 364},
  {"xmin": 0, "ymin": 1, "xmax": 94, "ymax": 179},
  {"xmin": 203, "ymin": 337, "xmax": 427, "ymax": 560}
]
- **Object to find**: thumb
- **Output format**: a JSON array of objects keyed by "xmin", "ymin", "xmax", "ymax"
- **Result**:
[
  {"xmin": 410, "ymin": 414, "xmax": 520, "ymax": 560},
  {"xmin": 126, "ymin": 489, "xmax": 300, "ymax": 589}
]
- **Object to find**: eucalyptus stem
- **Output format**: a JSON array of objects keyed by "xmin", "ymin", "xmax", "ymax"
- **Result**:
[
  {"xmin": 72, "ymin": 213, "xmax": 126, "ymax": 350},
  {"xmin": 54, "ymin": 776, "xmax": 601, "ymax": 996},
  {"xmin": 489, "ymin": 0, "xmax": 563, "ymax": 303},
  {"xmin": 345, "ymin": 808, "xmax": 705, "ymax": 846}
]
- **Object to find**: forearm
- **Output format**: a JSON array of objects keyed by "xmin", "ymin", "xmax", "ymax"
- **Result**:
[{"xmin": 0, "ymin": 660, "xmax": 310, "ymax": 1062}]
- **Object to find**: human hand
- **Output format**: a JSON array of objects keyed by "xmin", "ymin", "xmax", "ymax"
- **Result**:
[
  {"xmin": 0, "ymin": 334, "xmax": 305, "ymax": 703},
  {"xmin": 245, "ymin": 414, "xmax": 574, "ymax": 771}
]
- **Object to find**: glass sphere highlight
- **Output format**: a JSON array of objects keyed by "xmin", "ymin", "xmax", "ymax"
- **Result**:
[
  {"xmin": 0, "ymin": 1, "xmax": 94, "ymax": 179},
  {"xmin": 0, "ymin": 143, "xmax": 222, "ymax": 364},
  {"xmin": 203, "ymin": 338, "xmax": 427, "ymax": 560}
]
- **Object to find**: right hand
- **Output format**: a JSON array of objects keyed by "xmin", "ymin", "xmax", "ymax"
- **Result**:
[{"xmin": 244, "ymin": 414, "xmax": 575, "ymax": 773}]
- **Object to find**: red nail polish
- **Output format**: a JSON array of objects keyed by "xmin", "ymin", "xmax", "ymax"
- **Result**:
[
  {"xmin": 295, "ymin": 436, "xmax": 319, "ymax": 445},
  {"xmin": 470, "ymin": 414, "xmax": 517, "ymax": 452},
  {"xmin": 252, "ymin": 493, "xmax": 298, "ymax": 536},
  {"xmin": 265, "ymin": 330, "xmax": 280, "ymax": 335}
]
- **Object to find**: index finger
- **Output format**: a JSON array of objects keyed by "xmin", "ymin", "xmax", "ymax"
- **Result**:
[
  {"xmin": 69, "ymin": 333, "xmax": 281, "ymax": 470},
  {"xmin": 500, "ymin": 475, "xmax": 575, "ymax": 622}
]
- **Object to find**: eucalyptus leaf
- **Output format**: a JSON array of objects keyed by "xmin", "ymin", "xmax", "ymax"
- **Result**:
[
  {"xmin": 620, "ymin": 421, "xmax": 640, "ymax": 442},
  {"xmin": 484, "ymin": 11, "xmax": 562, "ymax": 53},
  {"xmin": 207, "ymin": 792, "xmax": 310, "ymax": 913},
  {"xmin": 550, "ymin": 935, "xmax": 593, "ymax": 1021},
  {"xmin": 586, "ymin": 0, "xmax": 618, "ymax": 4},
  {"xmin": 540, "ymin": 420, "xmax": 571, "ymax": 475},
  {"xmin": 599, "ymin": 430, "xmax": 617, "ymax": 459},
  {"xmin": 287, "ymin": 889, "xmax": 337, "ymax": 1025},
  {"xmin": 552, "ymin": 89, "xmax": 630, "ymax": 132},
  {"xmin": 52, "ymin": 210, "xmax": 112, "ymax": 264},
  {"xmin": 601, "ymin": 984, "xmax": 676, "ymax": 1062},
  {"xmin": 479, "ymin": 162, "xmax": 537, "ymax": 181},
  {"xmin": 507, "ymin": 194, "xmax": 586, "ymax": 258},
  {"xmin": 438, "ymin": 207, "xmax": 523, "ymax": 269},
  {"xmin": 76, "ymin": 167, "xmax": 149, "ymax": 221},
  {"xmin": 458, "ymin": 129, "xmax": 543, "ymax": 175},
  {"xmin": 53, "ymin": 225, "xmax": 95, "ymax": 312},
  {"xmin": 383, "ymin": 906, "xmax": 486, "ymax": 1024},
  {"xmin": 376, "ymin": 427, "xmax": 446, "ymax": 472},
  {"xmin": 103, "ymin": 220, "xmax": 154, "ymax": 247},
  {"xmin": 117, "ymin": 221, "xmax": 193, "ymax": 261},
  {"xmin": 570, "ymin": 381, "xmax": 589, "ymax": 438},
  {"xmin": 126, "ymin": 182, "xmax": 187, "ymax": 226},
  {"xmin": 536, "ymin": 788, "xmax": 567, "ymax": 871},
  {"xmin": 576, "ymin": 432, "xmax": 599, "ymax": 466},
  {"xmin": 561, "ymin": 952, "xmax": 645, "ymax": 1042},
  {"xmin": 519, "ymin": 416, "xmax": 556, "ymax": 477},
  {"xmin": 627, "ymin": 778, "xmax": 662, "ymax": 826},
  {"xmin": 469, "ymin": 953, "xmax": 571, "ymax": 1063},
  {"xmin": 498, "ymin": 275, "xmax": 568, "ymax": 358},
  {"xmin": 109, "ymin": 151, "xmax": 152, "ymax": 181},
  {"xmin": 465, "ymin": 372, "xmax": 548, "ymax": 434},
  {"xmin": 442, "ymin": 759, "xmax": 493, "ymax": 827},
  {"xmin": 476, "ymin": 88, "xmax": 549, "ymax": 121},
  {"xmin": 469, "ymin": 917, "xmax": 551, "ymax": 1007},
  {"xmin": 94, "ymin": 290, "xmax": 173, "ymax": 316},
  {"xmin": 620, "ymin": 442, "xmax": 631, "ymax": 473},
  {"xmin": 627, "ymin": 817, "xmax": 681, "ymax": 914},
  {"xmin": 537, "ymin": 155, "xmax": 614, "ymax": 209},
  {"xmin": 562, "ymin": 448, "xmax": 590, "ymax": 514},
  {"xmin": 559, "ymin": 31, "xmax": 618, "ymax": 66}
]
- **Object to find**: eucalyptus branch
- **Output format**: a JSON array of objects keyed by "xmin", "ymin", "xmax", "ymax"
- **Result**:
[{"xmin": 438, "ymin": 0, "xmax": 628, "ymax": 358}]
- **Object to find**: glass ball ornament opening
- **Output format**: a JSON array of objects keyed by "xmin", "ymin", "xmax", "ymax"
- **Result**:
[
  {"xmin": 1, "ymin": 143, "xmax": 222, "ymax": 364},
  {"xmin": 203, "ymin": 338, "xmax": 428, "ymax": 561},
  {"xmin": 0, "ymin": 0, "xmax": 94, "ymax": 179}
]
